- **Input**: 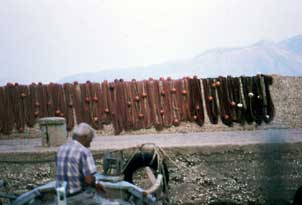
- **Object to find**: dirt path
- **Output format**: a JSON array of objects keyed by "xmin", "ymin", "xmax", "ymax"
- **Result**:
[{"xmin": 0, "ymin": 128, "xmax": 302, "ymax": 153}]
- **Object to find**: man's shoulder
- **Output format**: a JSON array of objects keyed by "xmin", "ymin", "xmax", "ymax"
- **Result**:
[
  {"xmin": 57, "ymin": 140, "xmax": 91, "ymax": 157},
  {"xmin": 58, "ymin": 141, "xmax": 73, "ymax": 151},
  {"xmin": 73, "ymin": 140, "xmax": 91, "ymax": 153},
  {"xmin": 58, "ymin": 141, "xmax": 79, "ymax": 155}
]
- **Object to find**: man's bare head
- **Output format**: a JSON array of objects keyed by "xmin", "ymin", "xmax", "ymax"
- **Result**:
[{"xmin": 72, "ymin": 123, "xmax": 96, "ymax": 148}]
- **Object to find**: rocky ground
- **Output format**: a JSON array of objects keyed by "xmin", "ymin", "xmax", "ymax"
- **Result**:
[
  {"xmin": 167, "ymin": 145, "xmax": 302, "ymax": 205},
  {"xmin": 1, "ymin": 141, "xmax": 302, "ymax": 205}
]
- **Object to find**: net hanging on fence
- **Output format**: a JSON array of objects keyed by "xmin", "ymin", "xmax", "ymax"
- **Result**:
[{"xmin": 0, "ymin": 74, "xmax": 274, "ymax": 135}]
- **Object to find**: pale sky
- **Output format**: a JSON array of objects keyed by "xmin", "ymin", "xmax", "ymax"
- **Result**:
[{"xmin": 1, "ymin": 0, "xmax": 302, "ymax": 84}]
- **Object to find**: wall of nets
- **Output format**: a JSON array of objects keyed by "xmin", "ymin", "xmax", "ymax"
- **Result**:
[{"xmin": 0, "ymin": 75, "xmax": 274, "ymax": 135}]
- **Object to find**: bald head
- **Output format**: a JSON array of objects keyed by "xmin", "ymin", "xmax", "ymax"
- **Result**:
[{"xmin": 72, "ymin": 123, "xmax": 96, "ymax": 148}]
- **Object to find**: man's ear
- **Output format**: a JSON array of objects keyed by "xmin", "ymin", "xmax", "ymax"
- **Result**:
[{"xmin": 77, "ymin": 135, "xmax": 85, "ymax": 144}]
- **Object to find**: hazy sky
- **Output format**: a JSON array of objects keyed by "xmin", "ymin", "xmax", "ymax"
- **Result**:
[{"xmin": 1, "ymin": 0, "xmax": 302, "ymax": 84}]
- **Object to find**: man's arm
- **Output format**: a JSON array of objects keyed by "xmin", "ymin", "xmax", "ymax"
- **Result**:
[
  {"xmin": 81, "ymin": 151, "xmax": 105, "ymax": 193},
  {"xmin": 84, "ymin": 175, "xmax": 95, "ymax": 186},
  {"xmin": 84, "ymin": 175, "xmax": 105, "ymax": 193}
]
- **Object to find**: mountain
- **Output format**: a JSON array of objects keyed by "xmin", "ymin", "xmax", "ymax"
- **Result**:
[{"xmin": 60, "ymin": 35, "xmax": 302, "ymax": 83}]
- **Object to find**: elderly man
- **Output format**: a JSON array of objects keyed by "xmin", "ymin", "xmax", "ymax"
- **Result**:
[{"xmin": 56, "ymin": 123, "xmax": 104, "ymax": 204}]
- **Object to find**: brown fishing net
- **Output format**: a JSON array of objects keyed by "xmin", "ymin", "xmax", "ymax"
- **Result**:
[
  {"xmin": 89, "ymin": 82, "xmax": 104, "ymax": 130},
  {"xmin": 130, "ymin": 80, "xmax": 144, "ymax": 130},
  {"xmin": 160, "ymin": 78, "xmax": 173, "ymax": 127},
  {"xmin": 175, "ymin": 78, "xmax": 192, "ymax": 122},
  {"xmin": 0, "ymin": 74, "xmax": 275, "ymax": 135},
  {"xmin": 141, "ymin": 80, "xmax": 153, "ymax": 129},
  {"xmin": 135, "ymin": 81, "xmax": 145, "ymax": 130},
  {"xmin": 188, "ymin": 77, "xmax": 205, "ymax": 126},
  {"xmin": 106, "ymin": 81, "xmax": 124, "ymax": 134},
  {"xmin": 169, "ymin": 79, "xmax": 181, "ymax": 126},
  {"xmin": 125, "ymin": 81, "xmax": 135, "ymax": 130},
  {"xmin": 72, "ymin": 82, "xmax": 83, "ymax": 124},
  {"xmin": 146, "ymin": 80, "xmax": 163, "ymax": 130},
  {"xmin": 80, "ymin": 82, "xmax": 92, "ymax": 124},
  {"xmin": 63, "ymin": 83, "xmax": 75, "ymax": 131},
  {"xmin": 112, "ymin": 80, "xmax": 127, "ymax": 134},
  {"xmin": 49, "ymin": 83, "xmax": 66, "ymax": 119},
  {"xmin": 100, "ymin": 80, "xmax": 113, "ymax": 125}
]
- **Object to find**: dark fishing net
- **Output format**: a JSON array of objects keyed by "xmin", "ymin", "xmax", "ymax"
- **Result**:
[
  {"xmin": 36, "ymin": 83, "xmax": 48, "ymax": 118},
  {"xmin": 262, "ymin": 75, "xmax": 275, "ymax": 123},
  {"xmin": 225, "ymin": 76, "xmax": 238, "ymax": 123},
  {"xmin": 216, "ymin": 77, "xmax": 233, "ymax": 127},
  {"xmin": 45, "ymin": 84, "xmax": 54, "ymax": 117},
  {"xmin": 202, "ymin": 78, "xmax": 219, "ymax": 124},
  {"xmin": 0, "ymin": 87, "xmax": 4, "ymax": 133},
  {"xmin": 27, "ymin": 83, "xmax": 39, "ymax": 127},
  {"xmin": 251, "ymin": 76, "xmax": 264, "ymax": 125},
  {"xmin": 241, "ymin": 77, "xmax": 254, "ymax": 124},
  {"xmin": 16, "ymin": 85, "xmax": 30, "ymax": 132},
  {"xmin": 8, "ymin": 84, "xmax": 23, "ymax": 132},
  {"xmin": 2, "ymin": 84, "xmax": 15, "ymax": 133},
  {"xmin": 228, "ymin": 77, "xmax": 245, "ymax": 125}
]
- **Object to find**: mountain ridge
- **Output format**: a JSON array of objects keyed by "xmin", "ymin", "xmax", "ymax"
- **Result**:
[{"xmin": 58, "ymin": 34, "xmax": 302, "ymax": 83}]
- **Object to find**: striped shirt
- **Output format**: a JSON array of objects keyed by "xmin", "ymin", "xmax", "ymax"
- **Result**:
[{"xmin": 56, "ymin": 140, "xmax": 96, "ymax": 194}]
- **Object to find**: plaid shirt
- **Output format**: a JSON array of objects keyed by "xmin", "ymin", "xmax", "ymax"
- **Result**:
[{"xmin": 56, "ymin": 140, "xmax": 96, "ymax": 194}]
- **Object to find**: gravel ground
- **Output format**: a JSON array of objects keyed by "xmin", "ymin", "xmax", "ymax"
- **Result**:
[{"xmin": 1, "ymin": 129, "xmax": 302, "ymax": 204}]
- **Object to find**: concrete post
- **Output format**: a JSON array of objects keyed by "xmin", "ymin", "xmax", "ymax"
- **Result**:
[{"xmin": 38, "ymin": 117, "xmax": 67, "ymax": 147}]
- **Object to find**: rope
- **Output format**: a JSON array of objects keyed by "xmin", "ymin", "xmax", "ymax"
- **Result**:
[{"xmin": 156, "ymin": 145, "xmax": 191, "ymax": 173}]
